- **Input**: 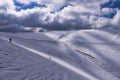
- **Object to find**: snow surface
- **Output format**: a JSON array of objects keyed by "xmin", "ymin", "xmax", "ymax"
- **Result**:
[
  {"xmin": 0, "ymin": 37, "xmax": 84, "ymax": 80},
  {"xmin": 0, "ymin": 29, "xmax": 120, "ymax": 80}
]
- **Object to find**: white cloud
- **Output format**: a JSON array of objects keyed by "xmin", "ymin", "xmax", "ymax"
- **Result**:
[
  {"xmin": 0, "ymin": 0, "xmax": 120, "ymax": 32},
  {"xmin": 112, "ymin": 9, "xmax": 120, "ymax": 26},
  {"xmin": 0, "ymin": 0, "xmax": 15, "ymax": 11}
]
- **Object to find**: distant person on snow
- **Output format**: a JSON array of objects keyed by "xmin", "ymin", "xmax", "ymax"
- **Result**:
[
  {"xmin": 49, "ymin": 56, "xmax": 51, "ymax": 60},
  {"xmin": 9, "ymin": 38, "xmax": 12, "ymax": 43}
]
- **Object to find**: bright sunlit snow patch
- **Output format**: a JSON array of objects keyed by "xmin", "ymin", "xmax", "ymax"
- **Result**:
[{"xmin": 16, "ymin": 44, "xmax": 98, "ymax": 80}]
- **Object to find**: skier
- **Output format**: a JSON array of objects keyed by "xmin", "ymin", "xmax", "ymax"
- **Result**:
[
  {"xmin": 9, "ymin": 38, "xmax": 12, "ymax": 43},
  {"xmin": 49, "ymin": 56, "xmax": 51, "ymax": 60}
]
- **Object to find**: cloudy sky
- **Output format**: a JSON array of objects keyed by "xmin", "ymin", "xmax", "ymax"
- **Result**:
[{"xmin": 0, "ymin": 0, "xmax": 120, "ymax": 32}]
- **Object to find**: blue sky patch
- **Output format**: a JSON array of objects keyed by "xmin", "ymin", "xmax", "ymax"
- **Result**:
[
  {"xmin": 100, "ymin": 0, "xmax": 120, "ymax": 9},
  {"xmin": 13, "ymin": 0, "xmax": 47, "ymax": 11},
  {"xmin": 100, "ymin": 0, "xmax": 120, "ymax": 18},
  {"xmin": 101, "ymin": 10, "xmax": 116, "ymax": 18}
]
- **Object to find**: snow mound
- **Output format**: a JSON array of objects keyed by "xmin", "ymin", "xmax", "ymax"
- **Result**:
[{"xmin": 60, "ymin": 29, "xmax": 120, "ymax": 43}]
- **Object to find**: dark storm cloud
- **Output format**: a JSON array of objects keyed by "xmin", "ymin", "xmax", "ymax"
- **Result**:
[
  {"xmin": 0, "ymin": 12, "xmax": 16, "ymax": 26},
  {"xmin": 43, "ymin": 19, "xmax": 91, "ymax": 31},
  {"xmin": 0, "ymin": 25, "xmax": 29, "ymax": 33},
  {"xmin": 0, "ymin": 11, "xmax": 44, "ymax": 28}
]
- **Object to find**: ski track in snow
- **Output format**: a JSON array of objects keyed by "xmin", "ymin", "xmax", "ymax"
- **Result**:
[{"xmin": 0, "ymin": 37, "xmax": 98, "ymax": 80}]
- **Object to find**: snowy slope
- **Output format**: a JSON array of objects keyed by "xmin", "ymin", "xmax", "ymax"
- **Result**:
[
  {"xmin": 60, "ymin": 29, "xmax": 120, "ymax": 79},
  {"xmin": 0, "ymin": 38, "xmax": 84, "ymax": 80},
  {"xmin": 0, "ymin": 29, "xmax": 120, "ymax": 80}
]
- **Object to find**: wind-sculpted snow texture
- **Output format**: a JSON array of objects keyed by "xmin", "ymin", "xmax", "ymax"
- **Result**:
[
  {"xmin": 0, "ymin": 29, "xmax": 120, "ymax": 80},
  {"xmin": 0, "ymin": 38, "xmax": 84, "ymax": 80}
]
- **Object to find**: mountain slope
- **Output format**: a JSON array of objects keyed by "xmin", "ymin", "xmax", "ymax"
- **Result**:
[
  {"xmin": 0, "ymin": 38, "xmax": 84, "ymax": 80},
  {"xmin": 0, "ymin": 29, "xmax": 120, "ymax": 80},
  {"xmin": 60, "ymin": 29, "xmax": 120, "ymax": 79}
]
